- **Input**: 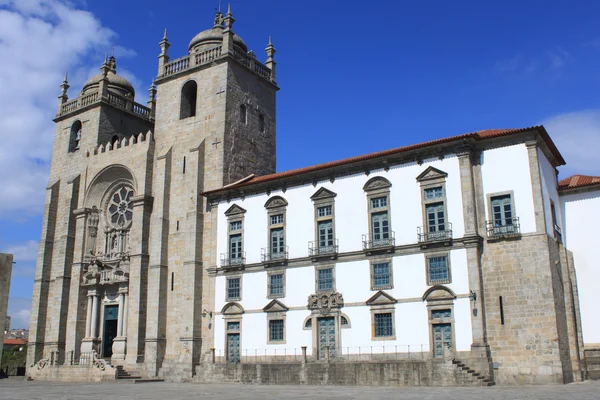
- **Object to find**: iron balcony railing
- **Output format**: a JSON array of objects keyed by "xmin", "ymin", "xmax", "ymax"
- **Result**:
[
  {"xmin": 362, "ymin": 231, "xmax": 396, "ymax": 250},
  {"xmin": 417, "ymin": 222, "xmax": 453, "ymax": 243},
  {"xmin": 486, "ymin": 217, "xmax": 521, "ymax": 237},
  {"xmin": 261, "ymin": 246, "xmax": 289, "ymax": 263},
  {"xmin": 220, "ymin": 252, "xmax": 246, "ymax": 268},
  {"xmin": 308, "ymin": 239, "xmax": 339, "ymax": 257},
  {"xmin": 554, "ymin": 224, "xmax": 563, "ymax": 244}
]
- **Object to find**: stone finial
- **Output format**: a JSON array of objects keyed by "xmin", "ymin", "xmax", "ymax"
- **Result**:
[
  {"xmin": 99, "ymin": 56, "xmax": 110, "ymax": 97},
  {"xmin": 158, "ymin": 28, "xmax": 171, "ymax": 76},
  {"xmin": 265, "ymin": 37, "xmax": 277, "ymax": 83},
  {"xmin": 147, "ymin": 80, "xmax": 157, "ymax": 119},
  {"xmin": 148, "ymin": 80, "xmax": 157, "ymax": 101},
  {"xmin": 60, "ymin": 72, "xmax": 70, "ymax": 96},
  {"xmin": 223, "ymin": 3, "xmax": 235, "ymax": 30}
]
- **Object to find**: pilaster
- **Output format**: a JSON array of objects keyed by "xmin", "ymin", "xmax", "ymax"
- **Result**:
[
  {"xmin": 124, "ymin": 194, "xmax": 152, "ymax": 366},
  {"xmin": 64, "ymin": 206, "xmax": 90, "ymax": 363},
  {"xmin": 457, "ymin": 150, "xmax": 488, "ymax": 352},
  {"xmin": 526, "ymin": 140, "xmax": 548, "ymax": 234},
  {"xmin": 144, "ymin": 150, "xmax": 171, "ymax": 377}
]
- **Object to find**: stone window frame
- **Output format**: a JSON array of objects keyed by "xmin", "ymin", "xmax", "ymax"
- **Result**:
[
  {"xmin": 224, "ymin": 204, "xmax": 246, "ymax": 264},
  {"xmin": 423, "ymin": 292, "xmax": 457, "ymax": 358},
  {"xmin": 370, "ymin": 256, "xmax": 394, "ymax": 290},
  {"xmin": 416, "ymin": 167, "xmax": 449, "ymax": 236},
  {"xmin": 486, "ymin": 190, "xmax": 517, "ymax": 225},
  {"xmin": 370, "ymin": 304, "xmax": 396, "ymax": 341},
  {"xmin": 267, "ymin": 268, "xmax": 286, "ymax": 299},
  {"xmin": 310, "ymin": 188, "xmax": 337, "ymax": 252},
  {"xmin": 68, "ymin": 119, "xmax": 82, "ymax": 153},
  {"xmin": 266, "ymin": 313, "xmax": 287, "ymax": 345},
  {"xmin": 226, "ymin": 275, "xmax": 242, "ymax": 302},
  {"xmin": 259, "ymin": 114, "xmax": 265, "ymax": 133},
  {"xmin": 315, "ymin": 264, "xmax": 336, "ymax": 293},
  {"xmin": 264, "ymin": 196, "xmax": 288, "ymax": 259},
  {"xmin": 425, "ymin": 251, "xmax": 452, "ymax": 286},
  {"xmin": 363, "ymin": 176, "xmax": 393, "ymax": 244}
]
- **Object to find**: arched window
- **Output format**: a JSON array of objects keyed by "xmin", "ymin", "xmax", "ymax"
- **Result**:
[
  {"xmin": 69, "ymin": 120, "xmax": 82, "ymax": 152},
  {"xmin": 259, "ymin": 114, "xmax": 265, "ymax": 133},
  {"xmin": 240, "ymin": 104, "xmax": 247, "ymax": 124},
  {"xmin": 180, "ymin": 81, "xmax": 197, "ymax": 119}
]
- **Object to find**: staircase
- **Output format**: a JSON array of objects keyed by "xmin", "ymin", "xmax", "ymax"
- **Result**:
[
  {"xmin": 584, "ymin": 348, "xmax": 600, "ymax": 380},
  {"xmin": 116, "ymin": 365, "xmax": 141, "ymax": 380},
  {"xmin": 452, "ymin": 358, "xmax": 495, "ymax": 386}
]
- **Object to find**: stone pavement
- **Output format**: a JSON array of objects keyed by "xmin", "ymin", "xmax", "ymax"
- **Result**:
[{"xmin": 1, "ymin": 379, "xmax": 599, "ymax": 400}]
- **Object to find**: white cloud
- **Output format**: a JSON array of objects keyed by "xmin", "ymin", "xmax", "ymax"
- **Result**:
[
  {"xmin": 541, "ymin": 109, "xmax": 600, "ymax": 177},
  {"xmin": 0, "ymin": 0, "xmax": 139, "ymax": 219},
  {"xmin": 1, "ymin": 240, "xmax": 38, "ymax": 263}
]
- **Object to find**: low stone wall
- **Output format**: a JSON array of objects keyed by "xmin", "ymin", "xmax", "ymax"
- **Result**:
[
  {"xmin": 27, "ymin": 362, "xmax": 117, "ymax": 382},
  {"xmin": 194, "ymin": 360, "xmax": 483, "ymax": 387}
]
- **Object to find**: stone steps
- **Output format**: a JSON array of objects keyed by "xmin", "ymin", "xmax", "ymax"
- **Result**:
[
  {"xmin": 452, "ymin": 359, "xmax": 495, "ymax": 386},
  {"xmin": 585, "ymin": 348, "xmax": 600, "ymax": 380}
]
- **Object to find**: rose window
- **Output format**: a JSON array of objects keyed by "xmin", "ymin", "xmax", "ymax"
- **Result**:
[{"xmin": 107, "ymin": 187, "xmax": 133, "ymax": 227}]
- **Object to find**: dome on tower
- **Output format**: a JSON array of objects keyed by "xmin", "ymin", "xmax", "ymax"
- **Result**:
[
  {"xmin": 82, "ymin": 56, "xmax": 135, "ymax": 98},
  {"xmin": 188, "ymin": 11, "xmax": 247, "ymax": 54}
]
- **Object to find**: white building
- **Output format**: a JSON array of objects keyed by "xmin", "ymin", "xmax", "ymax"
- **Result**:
[{"xmin": 203, "ymin": 126, "xmax": 588, "ymax": 384}]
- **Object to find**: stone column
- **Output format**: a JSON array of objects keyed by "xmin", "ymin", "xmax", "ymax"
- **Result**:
[
  {"xmin": 90, "ymin": 292, "xmax": 99, "ymax": 338},
  {"xmin": 85, "ymin": 294, "xmax": 93, "ymax": 337},
  {"xmin": 111, "ymin": 287, "xmax": 128, "ymax": 361},
  {"xmin": 117, "ymin": 292, "xmax": 125, "ymax": 337},
  {"xmin": 80, "ymin": 289, "xmax": 100, "ymax": 357}
]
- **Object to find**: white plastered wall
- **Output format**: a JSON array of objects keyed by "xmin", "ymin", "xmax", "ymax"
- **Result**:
[{"xmin": 560, "ymin": 190, "xmax": 600, "ymax": 345}]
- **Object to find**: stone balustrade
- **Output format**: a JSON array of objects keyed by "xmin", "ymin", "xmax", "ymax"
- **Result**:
[
  {"xmin": 57, "ymin": 90, "xmax": 152, "ymax": 121},
  {"xmin": 162, "ymin": 44, "xmax": 272, "ymax": 81}
]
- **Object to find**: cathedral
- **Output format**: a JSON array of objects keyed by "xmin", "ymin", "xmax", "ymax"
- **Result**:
[{"xmin": 28, "ymin": 7, "xmax": 600, "ymax": 385}]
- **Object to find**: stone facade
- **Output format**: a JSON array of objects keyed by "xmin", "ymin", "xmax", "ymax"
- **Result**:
[
  {"xmin": 0, "ymin": 253, "xmax": 14, "ymax": 365},
  {"xmin": 27, "ymin": 7, "xmax": 590, "ymax": 387}
]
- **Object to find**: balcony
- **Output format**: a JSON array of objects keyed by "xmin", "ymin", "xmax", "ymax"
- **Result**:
[
  {"xmin": 554, "ymin": 224, "xmax": 563, "ymax": 244},
  {"xmin": 362, "ymin": 231, "xmax": 396, "ymax": 255},
  {"xmin": 486, "ymin": 217, "xmax": 521, "ymax": 240},
  {"xmin": 308, "ymin": 240, "xmax": 339, "ymax": 260},
  {"xmin": 261, "ymin": 246, "xmax": 289, "ymax": 266},
  {"xmin": 220, "ymin": 253, "xmax": 246, "ymax": 270},
  {"xmin": 417, "ymin": 223, "xmax": 453, "ymax": 248}
]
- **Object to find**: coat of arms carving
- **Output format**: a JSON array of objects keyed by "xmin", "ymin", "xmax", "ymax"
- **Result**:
[{"xmin": 307, "ymin": 292, "xmax": 344, "ymax": 315}]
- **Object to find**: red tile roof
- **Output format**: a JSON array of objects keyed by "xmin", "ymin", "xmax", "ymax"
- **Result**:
[
  {"xmin": 3, "ymin": 338, "xmax": 27, "ymax": 346},
  {"xmin": 558, "ymin": 175, "xmax": 600, "ymax": 191},
  {"xmin": 204, "ymin": 125, "xmax": 564, "ymax": 195}
]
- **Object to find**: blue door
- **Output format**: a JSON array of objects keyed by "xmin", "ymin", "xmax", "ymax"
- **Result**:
[
  {"xmin": 102, "ymin": 305, "xmax": 118, "ymax": 358},
  {"xmin": 227, "ymin": 333, "xmax": 240, "ymax": 364},
  {"xmin": 318, "ymin": 317, "xmax": 336, "ymax": 359},
  {"xmin": 433, "ymin": 323, "xmax": 452, "ymax": 358}
]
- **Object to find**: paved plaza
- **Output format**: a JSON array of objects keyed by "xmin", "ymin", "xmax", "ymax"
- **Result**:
[{"xmin": 1, "ymin": 379, "xmax": 600, "ymax": 400}]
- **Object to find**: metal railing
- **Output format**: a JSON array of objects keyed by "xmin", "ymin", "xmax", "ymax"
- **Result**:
[
  {"xmin": 261, "ymin": 246, "xmax": 289, "ymax": 263},
  {"xmin": 362, "ymin": 231, "xmax": 396, "ymax": 250},
  {"xmin": 486, "ymin": 217, "xmax": 521, "ymax": 237},
  {"xmin": 308, "ymin": 239, "xmax": 339, "ymax": 257},
  {"xmin": 554, "ymin": 224, "xmax": 563, "ymax": 244},
  {"xmin": 220, "ymin": 253, "xmax": 246, "ymax": 268},
  {"xmin": 417, "ymin": 223, "xmax": 453, "ymax": 243},
  {"xmin": 211, "ymin": 344, "xmax": 430, "ymax": 364}
]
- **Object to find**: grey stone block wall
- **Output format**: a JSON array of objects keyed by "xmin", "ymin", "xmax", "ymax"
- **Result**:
[{"xmin": 0, "ymin": 253, "xmax": 14, "ymax": 365}]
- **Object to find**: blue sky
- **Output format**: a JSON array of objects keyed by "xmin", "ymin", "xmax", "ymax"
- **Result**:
[{"xmin": 1, "ymin": 0, "xmax": 599, "ymax": 328}]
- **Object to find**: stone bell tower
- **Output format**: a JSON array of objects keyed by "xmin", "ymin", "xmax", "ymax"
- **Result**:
[{"xmin": 143, "ymin": 6, "xmax": 279, "ymax": 378}]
